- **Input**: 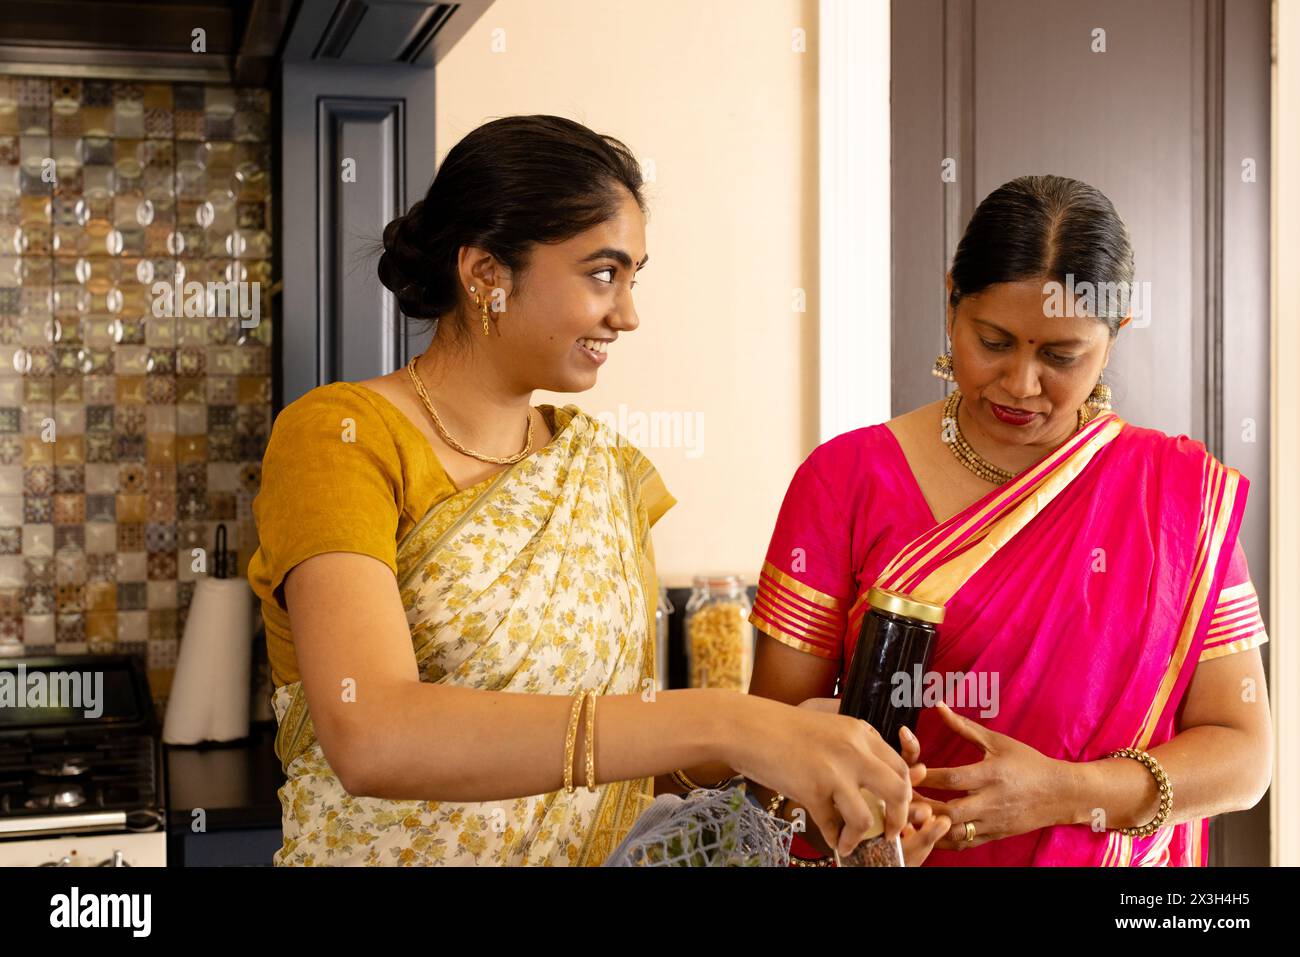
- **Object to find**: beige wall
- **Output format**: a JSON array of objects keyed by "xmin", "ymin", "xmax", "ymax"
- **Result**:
[
  {"xmin": 434, "ymin": 0, "xmax": 820, "ymax": 587},
  {"xmin": 1269, "ymin": 0, "xmax": 1299, "ymax": 868}
]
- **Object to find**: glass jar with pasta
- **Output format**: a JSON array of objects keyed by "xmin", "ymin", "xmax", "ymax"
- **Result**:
[{"xmin": 684, "ymin": 574, "xmax": 753, "ymax": 692}]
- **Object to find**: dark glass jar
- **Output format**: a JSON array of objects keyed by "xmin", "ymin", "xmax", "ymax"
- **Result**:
[
  {"xmin": 835, "ymin": 587, "xmax": 944, "ymax": 867},
  {"xmin": 838, "ymin": 586, "xmax": 945, "ymax": 754}
]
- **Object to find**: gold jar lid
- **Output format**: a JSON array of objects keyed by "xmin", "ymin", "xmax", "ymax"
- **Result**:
[
  {"xmin": 867, "ymin": 587, "xmax": 945, "ymax": 625},
  {"xmin": 861, "ymin": 791, "xmax": 885, "ymax": 840}
]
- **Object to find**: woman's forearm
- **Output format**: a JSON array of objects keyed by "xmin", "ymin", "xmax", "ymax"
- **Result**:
[
  {"xmin": 345, "ymin": 683, "xmax": 748, "ymax": 803},
  {"xmin": 1063, "ymin": 725, "xmax": 1271, "ymax": 830}
]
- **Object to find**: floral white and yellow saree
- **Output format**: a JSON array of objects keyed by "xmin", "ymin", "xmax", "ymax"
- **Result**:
[{"xmin": 270, "ymin": 405, "xmax": 673, "ymax": 865}]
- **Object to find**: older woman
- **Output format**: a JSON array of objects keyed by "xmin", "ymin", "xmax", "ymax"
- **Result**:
[
  {"xmin": 679, "ymin": 175, "xmax": 1272, "ymax": 866},
  {"xmin": 247, "ymin": 115, "xmax": 919, "ymax": 866}
]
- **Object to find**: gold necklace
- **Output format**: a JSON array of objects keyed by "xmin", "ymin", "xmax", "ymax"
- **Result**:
[
  {"xmin": 941, "ymin": 390, "xmax": 1093, "ymax": 485},
  {"xmin": 404, "ymin": 354, "xmax": 534, "ymax": 465}
]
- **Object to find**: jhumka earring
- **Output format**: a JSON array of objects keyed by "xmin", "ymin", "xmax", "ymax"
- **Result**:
[
  {"xmin": 932, "ymin": 348, "xmax": 955, "ymax": 382},
  {"xmin": 1087, "ymin": 371, "xmax": 1113, "ymax": 411}
]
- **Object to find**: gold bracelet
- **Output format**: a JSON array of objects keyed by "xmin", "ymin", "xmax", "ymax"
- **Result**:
[
  {"xmin": 1106, "ymin": 747, "xmax": 1174, "ymax": 837},
  {"xmin": 563, "ymin": 692, "xmax": 584, "ymax": 795},
  {"xmin": 669, "ymin": 767, "xmax": 731, "ymax": 792},
  {"xmin": 765, "ymin": 791, "xmax": 833, "ymax": 866},
  {"xmin": 584, "ymin": 691, "xmax": 597, "ymax": 793}
]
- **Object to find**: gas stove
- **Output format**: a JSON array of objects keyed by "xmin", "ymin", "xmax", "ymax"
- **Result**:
[{"xmin": 0, "ymin": 655, "xmax": 166, "ymax": 866}]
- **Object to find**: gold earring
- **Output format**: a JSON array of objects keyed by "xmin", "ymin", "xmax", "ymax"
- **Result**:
[
  {"xmin": 932, "ymin": 349, "xmax": 955, "ymax": 381},
  {"xmin": 1087, "ymin": 373, "xmax": 1113, "ymax": 411},
  {"xmin": 469, "ymin": 285, "xmax": 490, "ymax": 336}
]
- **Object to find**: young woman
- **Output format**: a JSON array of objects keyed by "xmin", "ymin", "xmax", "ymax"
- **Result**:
[
  {"xmin": 247, "ymin": 115, "xmax": 931, "ymax": 865},
  {"xmin": 735, "ymin": 175, "xmax": 1273, "ymax": 866}
]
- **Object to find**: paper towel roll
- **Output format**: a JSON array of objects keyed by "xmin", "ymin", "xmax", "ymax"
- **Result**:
[{"xmin": 163, "ymin": 577, "xmax": 255, "ymax": 744}]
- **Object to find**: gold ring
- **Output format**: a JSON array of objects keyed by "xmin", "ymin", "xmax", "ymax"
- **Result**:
[{"xmin": 962, "ymin": 821, "xmax": 976, "ymax": 842}]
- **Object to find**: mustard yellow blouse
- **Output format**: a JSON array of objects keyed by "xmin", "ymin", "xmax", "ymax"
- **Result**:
[{"xmin": 248, "ymin": 381, "xmax": 548, "ymax": 689}]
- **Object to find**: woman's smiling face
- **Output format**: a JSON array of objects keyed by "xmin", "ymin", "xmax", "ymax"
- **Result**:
[
  {"xmin": 473, "ymin": 188, "xmax": 647, "ymax": 394},
  {"xmin": 946, "ymin": 277, "xmax": 1116, "ymax": 446}
]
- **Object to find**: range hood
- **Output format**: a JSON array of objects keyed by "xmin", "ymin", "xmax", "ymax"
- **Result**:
[
  {"xmin": 0, "ymin": 0, "xmax": 494, "ymax": 82},
  {"xmin": 284, "ymin": 0, "xmax": 494, "ymax": 67}
]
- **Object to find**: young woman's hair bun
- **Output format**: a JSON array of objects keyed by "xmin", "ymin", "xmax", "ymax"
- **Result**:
[
  {"xmin": 377, "ymin": 198, "xmax": 449, "ymax": 320},
  {"xmin": 376, "ymin": 114, "xmax": 647, "ymax": 339}
]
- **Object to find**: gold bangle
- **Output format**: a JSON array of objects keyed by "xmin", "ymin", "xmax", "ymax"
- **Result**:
[
  {"xmin": 670, "ymin": 767, "xmax": 732, "ymax": 792},
  {"xmin": 584, "ymin": 691, "xmax": 597, "ymax": 793},
  {"xmin": 563, "ymin": 692, "xmax": 584, "ymax": 795},
  {"xmin": 766, "ymin": 792, "xmax": 834, "ymax": 866},
  {"xmin": 1106, "ymin": 747, "xmax": 1174, "ymax": 837},
  {"xmin": 668, "ymin": 769, "xmax": 696, "ymax": 791}
]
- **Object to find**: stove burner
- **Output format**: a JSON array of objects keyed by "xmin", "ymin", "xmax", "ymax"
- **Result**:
[
  {"xmin": 36, "ymin": 759, "xmax": 90, "ymax": 778},
  {"xmin": 23, "ymin": 783, "xmax": 87, "ymax": 810},
  {"xmin": 0, "ymin": 656, "xmax": 163, "ymax": 842}
]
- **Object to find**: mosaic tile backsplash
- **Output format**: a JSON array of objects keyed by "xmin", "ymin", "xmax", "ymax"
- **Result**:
[{"xmin": 0, "ymin": 76, "xmax": 273, "ymax": 712}]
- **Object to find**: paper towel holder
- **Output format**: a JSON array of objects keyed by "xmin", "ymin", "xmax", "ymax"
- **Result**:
[
  {"xmin": 161, "ymin": 520, "xmax": 254, "ymax": 746},
  {"xmin": 214, "ymin": 522, "xmax": 229, "ymax": 579}
]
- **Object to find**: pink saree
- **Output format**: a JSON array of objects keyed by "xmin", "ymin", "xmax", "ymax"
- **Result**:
[{"xmin": 750, "ymin": 410, "xmax": 1268, "ymax": 867}]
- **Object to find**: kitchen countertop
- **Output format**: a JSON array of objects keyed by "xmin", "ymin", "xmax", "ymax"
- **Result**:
[{"xmin": 164, "ymin": 722, "xmax": 284, "ymax": 833}]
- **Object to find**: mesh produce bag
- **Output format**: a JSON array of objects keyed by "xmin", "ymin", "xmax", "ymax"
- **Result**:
[{"xmin": 602, "ymin": 785, "xmax": 795, "ymax": 867}]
